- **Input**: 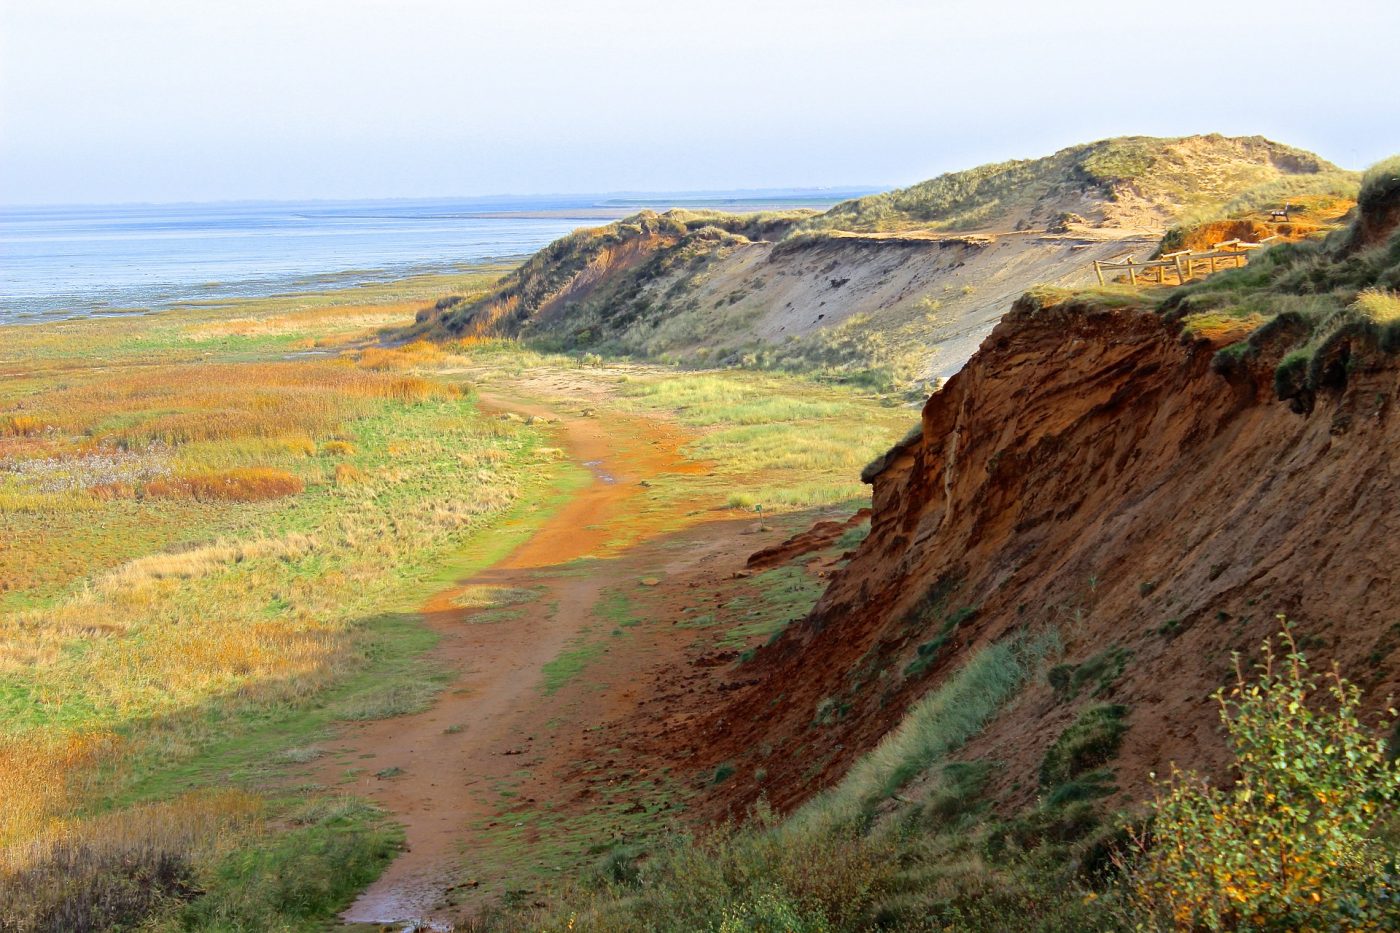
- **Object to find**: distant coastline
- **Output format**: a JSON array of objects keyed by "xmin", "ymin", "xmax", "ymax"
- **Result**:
[{"xmin": 0, "ymin": 189, "xmax": 876, "ymax": 324}]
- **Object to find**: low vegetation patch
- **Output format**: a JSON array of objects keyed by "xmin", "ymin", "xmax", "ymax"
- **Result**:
[
  {"xmin": 1039, "ymin": 703, "xmax": 1128, "ymax": 788},
  {"xmin": 145, "ymin": 467, "xmax": 304, "ymax": 502}
]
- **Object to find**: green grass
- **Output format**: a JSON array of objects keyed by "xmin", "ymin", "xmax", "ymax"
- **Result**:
[
  {"xmin": 611, "ymin": 370, "xmax": 910, "ymax": 514},
  {"xmin": 164, "ymin": 797, "xmax": 403, "ymax": 932},
  {"xmin": 1039, "ymin": 704, "xmax": 1129, "ymax": 788},
  {"xmin": 794, "ymin": 631, "xmax": 1059, "ymax": 832},
  {"xmin": 540, "ymin": 633, "xmax": 608, "ymax": 695}
]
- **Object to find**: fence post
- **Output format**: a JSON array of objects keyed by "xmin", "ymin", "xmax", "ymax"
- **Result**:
[
  {"xmin": 1174, "ymin": 253, "xmax": 1187, "ymax": 284},
  {"xmin": 1094, "ymin": 260, "xmax": 1105, "ymax": 287},
  {"xmin": 1127, "ymin": 259, "xmax": 1137, "ymax": 287}
]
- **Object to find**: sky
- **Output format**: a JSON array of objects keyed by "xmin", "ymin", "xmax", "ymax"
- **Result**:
[{"xmin": 2, "ymin": 0, "xmax": 1398, "ymax": 205}]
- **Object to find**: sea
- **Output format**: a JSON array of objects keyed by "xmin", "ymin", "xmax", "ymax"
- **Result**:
[{"xmin": 0, "ymin": 190, "xmax": 872, "ymax": 324}]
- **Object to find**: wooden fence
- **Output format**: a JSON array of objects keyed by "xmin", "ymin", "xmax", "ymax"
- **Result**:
[{"xmin": 1092, "ymin": 236, "xmax": 1281, "ymax": 287}]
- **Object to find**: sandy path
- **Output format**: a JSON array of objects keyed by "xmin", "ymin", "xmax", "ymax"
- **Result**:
[{"xmin": 316, "ymin": 393, "xmax": 701, "ymax": 928}]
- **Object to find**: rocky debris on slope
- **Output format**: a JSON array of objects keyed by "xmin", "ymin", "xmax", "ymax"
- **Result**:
[{"xmin": 746, "ymin": 508, "xmax": 871, "ymax": 571}]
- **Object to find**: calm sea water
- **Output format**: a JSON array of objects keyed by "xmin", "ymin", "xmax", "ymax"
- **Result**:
[{"xmin": 0, "ymin": 191, "xmax": 869, "ymax": 324}]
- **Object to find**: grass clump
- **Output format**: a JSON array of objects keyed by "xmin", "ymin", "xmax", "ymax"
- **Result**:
[
  {"xmin": 1047, "ymin": 645, "xmax": 1131, "ymax": 701},
  {"xmin": 540, "ymin": 637, "xmax": 606, "ymax": 695},
  {"xmin": 145, "ymin": 467, "xmax": 304, "ymax": 502},
  {"xmin": 1039, "ymin": 704, "xmax": 1128, "ymax": 788},
  {"xmin": 1359, "ymin": 156, "xmax": 1400, "ymax": 219},
  {"xmin": 797, "ymin": 631, "xmax": 1057, "ymax": 831}
]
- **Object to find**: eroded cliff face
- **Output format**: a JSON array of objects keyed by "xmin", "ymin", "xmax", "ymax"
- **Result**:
[{"xmin": 692, "ymin": 294, "xmax": 1400, "ymax": 818}]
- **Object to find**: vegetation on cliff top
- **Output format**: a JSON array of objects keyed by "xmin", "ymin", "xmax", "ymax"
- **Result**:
[
  {"xmin": 796, "ymin": 135, "xmax": 1341, "ymax": 234},
  {"xmin": 412, "ymin": 209, "xmax": 812, "ymax": 341},
  {"xmin": 1157, "ymin": 155, "xmax": 1400, "ymax": 408}
]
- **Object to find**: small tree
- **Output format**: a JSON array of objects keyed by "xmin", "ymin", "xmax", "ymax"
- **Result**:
[{"xmin": 1129, "ymin": 621, "xmax": 1400, "ymax": 931}]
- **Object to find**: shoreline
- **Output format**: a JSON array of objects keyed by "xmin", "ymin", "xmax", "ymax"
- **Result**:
[
  {"xmin": 1, "ymin": 257, "xmax": 526, "ymax": 326},
  {"xmin": 0, "ymin": 259, "xmax": 524, "ymax": 329}
]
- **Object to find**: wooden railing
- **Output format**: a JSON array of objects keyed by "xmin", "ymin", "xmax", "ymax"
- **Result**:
[{"xmin": 1093, "ymin": 236, "xmax": 1281, "ymax": 287}]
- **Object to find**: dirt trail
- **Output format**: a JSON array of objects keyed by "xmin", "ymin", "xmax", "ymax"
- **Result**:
[{"xmin": 317, "ymin": 393, "xmax": 706, "ymax": 928}]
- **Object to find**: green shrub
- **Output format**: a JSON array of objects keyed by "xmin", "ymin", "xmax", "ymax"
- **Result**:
[
  {"xmin": 713, "ymin": 888, "xmax": 832, "ymax": 933},
  {"xmin": 1126, "ymin": 623, "xmax": 1400, "ymax": 931}
]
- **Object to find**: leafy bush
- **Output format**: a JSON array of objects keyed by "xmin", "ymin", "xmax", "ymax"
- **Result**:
[{"xmin": 1126, "ymin": 624, "xmax": 1400, "ymax": 931}]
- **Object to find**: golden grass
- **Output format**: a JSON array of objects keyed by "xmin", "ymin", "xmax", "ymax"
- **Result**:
[
  {"xmin": 1182, "ymin": 310, "xmax": 1269, "ymax": 346},
  {"xmin": 1, "ymin": 415, "xmax": 47, "ymax": 437},
  {"xmin": 334, "ymin": 462, "xmax": 369, "ymax": 486},
  {"xmin": 355, "ymin": 340, "xmax": 446, "ymax": 371},
  {"xmin": 450, "ymin": 584, "xmax": 542, "ymax": 610},
  {"xmin": 146, "ymin": 467, "xmax": 304, "ymax": 502},
  {"xmin": 95, "ymin": 533, "xmax": 319, "ymax": 595},
  {"xmin": 189, "ymin": 300, "xmax": 425, "ymax": 339},
  {"xmin": 0, "ymin": 360, "xmax": 453, "ymax": 449},
  {"xmin": 0, "ymin": 731, "xmax": 120, "ymax": 849},
  {"xmin": 321, "ymin": 439, "xmax": 356, "ymax": 456},
  {"xmin": 1354, "ymin": 288, "xmax": 1400, "ymax": 323}
]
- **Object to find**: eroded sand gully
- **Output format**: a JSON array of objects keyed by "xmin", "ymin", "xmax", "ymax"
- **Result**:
[{"xmin": 316, "ymin": 394, "xmax": 715, "ymax": 926}]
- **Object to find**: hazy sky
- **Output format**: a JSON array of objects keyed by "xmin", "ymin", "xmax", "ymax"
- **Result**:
[{"xmin": 3, "ymin": 0, "xmax": 1398, "ymax": 205}]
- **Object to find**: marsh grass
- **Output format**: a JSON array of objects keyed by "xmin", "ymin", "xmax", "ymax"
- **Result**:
[
  {"xmin": 616, "ymin": 371, "xmax": 910, "ymax": 513},
  {"xmin": 0, "ymin": 277, "xmax": 578, "ymax": 929}
]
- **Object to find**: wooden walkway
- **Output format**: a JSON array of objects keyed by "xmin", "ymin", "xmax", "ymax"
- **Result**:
[{"xmin": 1092, "ymin": 236, "xmax": 1281, "ymax": 287}]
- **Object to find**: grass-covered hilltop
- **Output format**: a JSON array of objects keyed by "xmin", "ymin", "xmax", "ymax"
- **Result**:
[
  {"xmin": 410, "ymin": 135, "xmax": 1359, "ymax": 389},
  {"xmin": 799, "ymin": 134, "xmax": 1353, "ymax": 233},
  {"xmin": 2, "ymin": 141, "xmax": 1399, "ymax": 933}
]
